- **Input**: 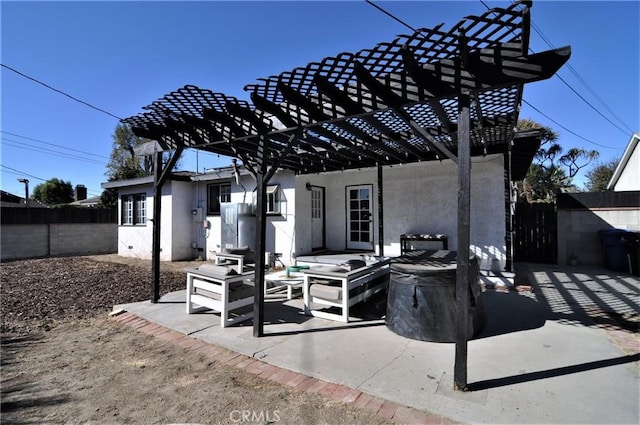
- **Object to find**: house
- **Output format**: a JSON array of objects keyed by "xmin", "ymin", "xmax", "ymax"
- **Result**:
[
  {"xmin": 103, "ymin": 131, "xmax": 537, "ymax": 273},
  {"xmin": 0, "ymin": 190, "xmax": 48, "ymax": 208},
  {"xmin": 608, "ymin": 132, "xmax": 639, "ymax": 191}
]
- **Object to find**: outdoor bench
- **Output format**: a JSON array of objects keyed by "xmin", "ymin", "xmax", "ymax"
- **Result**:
[{"xmin": 302, "ymin": 258, "xmax": 391, "ymax": 322}]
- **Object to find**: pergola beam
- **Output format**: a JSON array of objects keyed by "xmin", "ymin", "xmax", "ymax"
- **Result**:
[{"xmin": 352, "ymin": 61, "xmax": 457, "ymax": 161}]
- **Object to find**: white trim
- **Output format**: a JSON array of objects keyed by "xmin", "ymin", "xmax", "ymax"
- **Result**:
[{"xmin": 607, "ymin": 133, "xmax": 639, "ymax": 190}]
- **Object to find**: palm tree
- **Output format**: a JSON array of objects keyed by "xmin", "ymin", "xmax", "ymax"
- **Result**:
[{"xmin": 516, "ymin": 119, "xmax": 598, "ymax": 202}]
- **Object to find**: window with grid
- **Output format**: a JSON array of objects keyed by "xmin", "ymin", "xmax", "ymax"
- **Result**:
[
  {"xmin": 266, "ymin": 185, "xmax": 280, "ymax": 214},
  {"xmin": 121, "ymin": 193, "xmax": 146, "ymax": 225},
  {"xmin": 207, "ymin": 183, "xmax": 231, "ymax": 215},
  {"xmin": 311, "ymin": 189, "xmax": 321, "ymax": 219}
]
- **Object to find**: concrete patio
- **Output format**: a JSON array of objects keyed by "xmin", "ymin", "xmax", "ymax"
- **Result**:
[{"xmin": 114, "ymin": 263, "xmax": 639, "ymax": 424}]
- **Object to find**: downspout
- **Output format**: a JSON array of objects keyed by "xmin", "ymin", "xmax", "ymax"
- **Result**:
[{"xmin": 504, "ymin": 152, "xmax": 513, "ymax": 272}]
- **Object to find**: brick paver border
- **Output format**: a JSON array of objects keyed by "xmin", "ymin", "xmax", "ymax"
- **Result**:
[{"xmin": 109, "ymin": 310, "xmax": 459, "ymax": 425}]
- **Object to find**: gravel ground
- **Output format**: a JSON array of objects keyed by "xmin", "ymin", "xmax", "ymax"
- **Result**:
[
  {"xmin": 0, "ymin": 256, "xmax": 397, "ymax": 425},
  {"xmin": 1, "ymin": 256, "xmax": 187, "ymax": 333}
]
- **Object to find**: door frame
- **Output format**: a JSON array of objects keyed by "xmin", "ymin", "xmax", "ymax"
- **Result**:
[
  {"xmin": 345, "ymin": 184, "xmax": 374, "ymax": 251},
  {"xmin": 310, "ymin": 185, "xmax": 326, "ymax": 251}
]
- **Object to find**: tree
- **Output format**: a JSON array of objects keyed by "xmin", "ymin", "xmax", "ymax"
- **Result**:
[
  {"xmin": 516, "ymin": 119, "xmax": 599, "ymax": 202},
  {"xmin": 105, "ymin": 123, "xmax": 154, "ymax": 182},
  {"xmin": 99, "ymin": 123, "xmax": 182, "ymax": 208},
  {"xmin": 99, "ymin": 124, "xmax": 154, "ymax": 208},
  {"xmin": 32, "ymin": 178, "xmax": 74, "ymax": 205},
  {"xmin": 584, "ymin": 158, "xmax": 619, "ymax": 192}
]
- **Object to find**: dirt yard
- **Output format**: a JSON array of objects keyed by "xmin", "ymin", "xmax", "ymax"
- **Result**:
[{"xmin": 1, "ymin": 256, "xmax": 394, "ymax": 425}]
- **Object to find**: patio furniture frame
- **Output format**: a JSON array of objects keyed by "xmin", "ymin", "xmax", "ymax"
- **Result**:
[
  {"xmin": 185, "ymin": 267, "xmax": 255, "ymax": 328},
  {"xmin": 214, "ymin": 252, "xmax": 253, "ymax": 272},
  {"xmin": 302, "ymin": 259, "xmax": 391, "ymax": 322}
]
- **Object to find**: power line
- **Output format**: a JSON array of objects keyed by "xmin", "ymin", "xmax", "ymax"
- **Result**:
[
  {"xmin": 364, "ymin": 0, "xmax": 624, "ymax": 149},
  {"xmin": 1, "ymin": 137, "xmax": 107, "ymax": 165},
  {"xmin": 1, "ymin": 63, "xmax": 122, "ymax": 121},
  {"xmin": 479, "ymin": 1, "xmax": 634, "ymax": 136},
  {"xmin": 0, "ymin": 165, "xmax": 48, "ymax": 182},
  {"xmin": 523, "ymin": 99, "xmax": 623, "ymax": 150},
  {"xmin": 1, "ymin": 131, "xmax": 110, "ymax": 160},
  {"xmin": 364, "ymin": 0, "xmax": 416, "ymax": 32},
  {"xmin": 527, "ymin": 20, "xmax": 634, "ymax": 135},
  {"xmin": 0, "ymin": 164, "xmax": 104, "ymax": 195}
]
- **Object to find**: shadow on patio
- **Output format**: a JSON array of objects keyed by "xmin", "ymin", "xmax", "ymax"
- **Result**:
[{"xmin": 515, "ymin": 262, "xmax": 640, "ymax": 333}]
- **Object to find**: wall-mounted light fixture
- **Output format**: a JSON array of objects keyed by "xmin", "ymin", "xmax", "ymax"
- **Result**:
[{"xmin": 305, "ymin": 182, "xmax": 312, "ymax": 191}]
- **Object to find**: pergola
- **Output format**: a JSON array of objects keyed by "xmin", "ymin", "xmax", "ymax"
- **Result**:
[{"xmin": 123, "ymin": 0, "xmax": 569, "ymax": 389}]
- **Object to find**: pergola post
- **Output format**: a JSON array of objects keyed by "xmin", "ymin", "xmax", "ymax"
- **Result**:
[
  {"xmin": 454, "ymin": 91, "xmax": 471, "ymax": 390},
  {"xmin": 253, "ymin": 135, "xmax": 268, "ymax": 337},
  {"xmin": 149, "ymin": 145, "xmax": 183, "ymax": 304},
  {"xmin": 377, "ymin": 164, "xmax": 384, "ymax": 256},
  {"xmin": 151, "ymin": 150, "xmax": 163, "ymax": 303}
]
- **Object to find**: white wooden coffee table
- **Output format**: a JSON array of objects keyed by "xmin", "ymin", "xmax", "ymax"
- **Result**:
[{"xmin": 264, "ymin": 271, "xmax": 304, "ymax": 300}]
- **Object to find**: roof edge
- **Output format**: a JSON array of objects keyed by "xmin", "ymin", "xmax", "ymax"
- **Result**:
[{"xmin": 607, "ymin": 132, "xmax": 639, "ymax": 190}]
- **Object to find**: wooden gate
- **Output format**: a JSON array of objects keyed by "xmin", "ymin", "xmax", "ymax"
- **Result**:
[{"xmin": 514, "ymin": 202, "xmax": 557, "ymax": 264}]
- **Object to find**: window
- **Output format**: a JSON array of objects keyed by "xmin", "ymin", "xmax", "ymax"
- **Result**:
[
  {"xmin": 252, "ymin": 185, "xmax": 281, "ymax": 215},
  {"xmin": 266, "ymin": 185, "xmax": 280, "ymax": 215},
  {"xmin": 311, "ymin": 188, "xmax": 321, "ymax": 219},
  {"xmin": 121, "ymin": 194, "xmax": 146, "ymax": 225},
  {"xmin": 207, "ymin": 183, "xmax": 231, "ymax": 215}
]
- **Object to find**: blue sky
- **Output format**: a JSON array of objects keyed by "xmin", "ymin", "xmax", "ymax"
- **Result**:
[{"xmin": 2, "ymin": 1, "xmax": 638, "ymax": 199}]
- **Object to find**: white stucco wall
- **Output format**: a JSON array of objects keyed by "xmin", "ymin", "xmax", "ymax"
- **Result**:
[
  {"xmin": 117, "ymin": 182, "xmax": 177, "ymax": 261},
  {"xmin": 117, "ymin": 184, "xmax": 153, "ymax": 259},
  {"xmin": 613, "ymin": 140, "xmax": 639, "ymax": 191},
  {"xmin": 296, "ymin": 154, "xmax": 507, "ymax": 271},
  {"xmin": 195, "ymin": 170, "xmax": 297, "ymax": 265}
]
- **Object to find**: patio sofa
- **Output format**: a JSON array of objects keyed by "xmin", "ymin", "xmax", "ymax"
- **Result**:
[
  {"xmin": 185, "ymin": 264, "xmax": 254, "ymax": 328},
  {"xmin": 302, "ymin": 258, "xmax": 391, "ymax": 322}
]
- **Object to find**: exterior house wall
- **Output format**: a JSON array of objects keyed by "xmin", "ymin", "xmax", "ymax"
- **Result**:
[
  {"xmin": 295, "ymin": 154, "xmax": 507, "ymax": 271},
  {"xmin": 613, "ymin": 140, "xmax": 639, "ymax": 191},
  {"xmin": 111, "ymin": 158, "xmax": 505, "ymax": 269},
  {"xmin": 195, "ymin": 170, "xmax": 297, "ymax": 264},
  {"xmin": 118, "ymin": 181, "xmax": 186, "ymax": 261},
  {"xmin": 117, "ymin": 185, "xmax": 152, "ymax": 259}
]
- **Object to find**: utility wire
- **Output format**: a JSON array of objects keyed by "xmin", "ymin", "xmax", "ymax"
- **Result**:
[
  {"xmin": 365, "ymin": 0, "xmax": 627, "ymax": 152},
  {"xmin": 523, "ymin": 99, "xmax": 622, "ymax": 150},
  {"xmin": 486, "ymin": 1, "xmax": 634, "ymax": 136},
  {"xmin": 528, "ymin": 20, "xmax": 634, "ymax": 135},
  {"xmin": 1, "ymin": 131, "xmax": 110, "ymax": 160},
  {"xmin": 364, "ymin": 0, "xmax": 416, "ymax": 32},
  {"xmin": 1, "ymin": 137, "xmax": 107, "ymax": 165},
  {"xmin": 0, "ymin": 165, "xmax": 48, "ymax": 182},
  {"xmin": 1, "ymin": 164, "xmax": 104, "ymax": 195},
  {"xmin": 1, "ymin": 63, "xmax": 122, "ymax": 120}
]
